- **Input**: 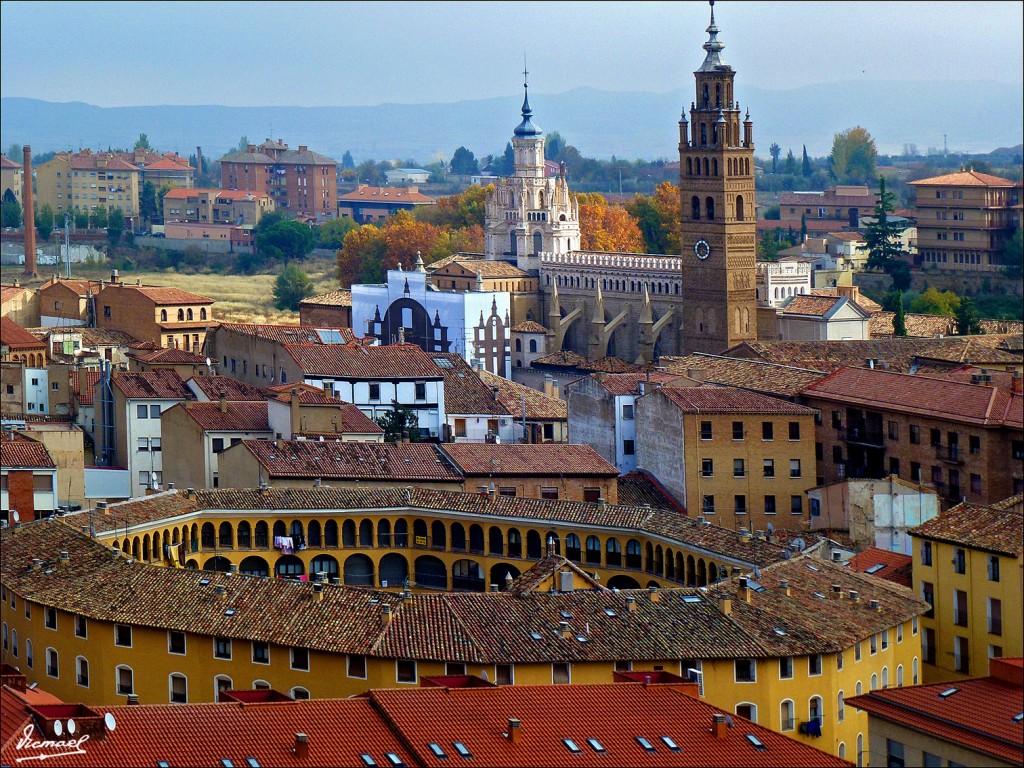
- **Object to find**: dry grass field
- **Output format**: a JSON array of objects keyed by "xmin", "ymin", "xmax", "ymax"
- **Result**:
[{"xmin": 18, "ymin": 255, "xmax": 340, "ymax": 325}]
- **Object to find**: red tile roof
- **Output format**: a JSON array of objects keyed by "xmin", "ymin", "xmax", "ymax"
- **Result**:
[
  {"xmin": 510, "ymin": 320, "xmax": 549, "ymax": 333},
  {"xmin": 131, "ymin": 347, "xmax": 207, "ymax": 364},
  {"xmin": 299, "ymin": 290, "xmax": 352, "ymax": 307},
  {"xmin": 657, "ymin": 385, "xmax": 819, "ymax": 415},
  {"xmin": 295, "ymin": 410, "xmax": 384, "ymax": 437},
  {"xmin": 802, "ymin": 366, "xmax": 1024, "ymax": 428},
  {"xmin": 910, "ymin": 170, "xmax": 1018, "ymax": 187},
  {"xmin": 99, "ymin": 283, "xmax": 214, "ymax": 306},
  {"xmin": 0, "ymin": 155, "xmax": 20, "ymax": 170},
  {"xmin": 909, "ymin": 496, "xmax": 1023, "ymax": 557},
  {"xmin": 0, "ymin": 438, "xmax": 55, "ymax": 469},
  {"xmin": 532, "ymin": 350, "xmax": 640, "ymax": 373},
  {"xmin": 286, "ymin": 343, "xmax": 444, "ymax": 379},
  {"xmin": 169, "ymin": 402, "xmax": 271, "ymax": 432},
  {"xmin": 140, "ymin": 157, "xmax": 193, "ymax": 172},
  {"xmin": 70, "ymin": 371, "xmax": 101, "ymax": 406},
  {"xmin": 617, "ymin": 470, "xmax": 688, "ymax": 515},
  {"xmin": 186, "ymin": 375, "xmax": 267, "ymax": 402},
  {"xmin": 338, "ymin": 185, "xmax": 435, "ymax": 203},
  {"xmin": 439, "ymin": 443, "xmax": 618, "ymax": 477},
  {"xmin": 658, "ymin": 353, "xmax": 827, "ymax": 398},
  {"xmin": 848, "ymin": 664, "xmax": 1024, "ymax": 764},
  {"xmin": 217, "ymin": 322, "xmax": 355, "ymax": 344},
  {"xmin": 38, "ymin": 278, "xmax": 102, "ymax": 297},
  {"xmin": 0, "ymin": 317, "xmax": 45, "ymax": 350},
  {"xmin": 67, "ymin": 153, "xmax": 140, "ymax": 172},
  {"xmin": 238, "ymin": 440, "xmax": 463, "ymax": 482},
  {"xmin": 779, "ymin": 294, "xmax": 850, "ymax": 318},
  {"xmin": 266, "ymin": 381, "xmax": 348, "ymax": 405},
  {"xmin": 432, "ymin": 353, "xmax": 508, "ymax": 416},
  {"xmin": 846, "ymin": 547, "xmax": 913, "ymax": 588},
  {"xmin": 476, "ymin": 369, "xmax": 567, "ymax": 421},
  {"xmin": 1, "ymin": 285, "xmax": 30, "ymax": 304},
  {"xmin": 110, "ymin": 370, "xmax": 191, "ymax": 400},
  {"xmin": 591, "ymin": 371, "xmax": 682, "ymax": 396}
]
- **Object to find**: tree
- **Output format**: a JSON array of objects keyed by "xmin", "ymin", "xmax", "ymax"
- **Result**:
[
  {"xmin": 801, "ymin": 145, "xmax": 812, "ymax": 177},
  {"xmin": 237, "ymin": 136, "xmax": 249, "ymax": 152},
  {"xmin": 626, "ymin": 182, "xmax": 680, "ymax": 255},
  {"xmin": 769, "ymin": 142, "xmax": 781, "ymax": 173},
  {"xmin": 90, "ymin": 206, "xmax": 108, "ymax": 230},
  {"xmin": 910, "ymin": 287, "xmax": 960, "ymax": 317},
  {"xmin": 576, "ymin": 194, "xmax": 645, "ymax": 252},
  {"xmin": 500, "ymin": 142, "xmax": 515, "ymax": 175},
  {"xmin": 139, "ymin": 181, "xmax": 159, "ymax": 223},
  {"xmin": 891, "ymin": 290, "xmax": 908, "ymax": 337},
  {"xmin": 355, "ymin": 159, "xmax": 385, "ymax": 185},
  {"xmin": 134, "ymin": 133, "xmax": 151, "ymax": 151},
  {"xmin": 1, "ymin": 197, "xmax": 21, "ymax": 228},
  {"xmin": 341, "ymin": 150, "xmax": 355, "ymax": 170},
  {"xmin": 315, "ymin": 217, "xmax": 359, "ymax": 249},
  {"xmin": 254, "ymin": 219, "xmax": 316, "ymax": 264},
  {"xmin": 799, "ymin": 213, "xmax": 807, "ymax": 242},
  {"xmin": 954, "ymin": 297, "xmax": 982, "ymax": 336},
  {"xmin": 829, "ymin": 126, "xmax": 877, "ymax": 184},
  {"xmin": 449, "ymin": 146, "xmax": 479, "ymax": 176},
  {"xmin": 336, "ymin": 224, "xmax": 387, "ymax": 287},
  {"xmin": 376, "ymin": 401, "xmax": 419, "ymax": 442},
  {"xmin": 106, "ymin": 207, "xmax": 125, "ymax": 247},
  {"xmin": 862, "ymin": 176, "xmax": 907, "ymax": 283},
  {"xmin": 889, "ymin": 260, "xmax": 912, "ymax": 292},
  {"xmin": 1002, "ymin": 226, "xmax": 1023, "ymax": 280},
  {"xmin": 757, "ymin": 228, "xmax": 798, "ymax": 261},
  {"xmin": 273, "ymin": 263, "xmax": 314, "ymax": 311},
  {"xmin": 415, "ymin": 184, "xmax": 490, "ymax": 230},
  {"xmin": 36, "ymin": 204, "xmax": 55, "ymax": 241},
  {"xmin": 74, "ymin": 209, "xmax": 89, "ymax": 229},
  {"xmin": 545, "ymin": 131, "xmax": 566, "ymax": 161}
]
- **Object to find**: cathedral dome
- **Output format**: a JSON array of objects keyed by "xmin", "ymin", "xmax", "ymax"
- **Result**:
[{"xmin": 513, "ymin": 85, "xmax": 543, "ymax": 137}]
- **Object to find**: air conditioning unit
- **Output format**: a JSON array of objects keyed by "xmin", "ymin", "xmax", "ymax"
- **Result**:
[{"xmin": 837, "ymin": 463, "xmax": 846, "ymax": 478}]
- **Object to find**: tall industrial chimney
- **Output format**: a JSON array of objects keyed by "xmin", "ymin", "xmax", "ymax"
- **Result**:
[
  {"xmin": 195, "ymin": 146, "xmax": 203, "ymax": 178},
  {"xmin": 22, "ymin": 145, "xmax": 36, "ymax": 276}
]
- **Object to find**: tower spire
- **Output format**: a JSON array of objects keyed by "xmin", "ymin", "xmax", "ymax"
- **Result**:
[
  {"xmin": 514, "ymin": 56, "xmax": 542, "ymax": 137},
  {"xmin": 698, "ymin": 0, "xmax": 727, "ymax": 71}
]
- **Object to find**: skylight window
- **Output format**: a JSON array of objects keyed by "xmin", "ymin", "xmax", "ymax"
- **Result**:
[
  {"xmin": 576, "ymin": 635, "xmax": 588, "ymax": 643},
  {"xmin": 529, "ymin": 632, "xmax": 543, "ymax": 641},
  {"xmin": 563, "ymin": 740, "xmax": 582, "ymax": 754},
  {"xmin": 315, "ymin": 329, "xmax": 346, "ymax": 344},
  {"xmin": 359, "ymin": 755, "xmax": 378, "ymax": 767},
  {"xmin": 745, "ymin": 734, "xmax": 766, "ymax": 751},
  {"xmin": 1013, "ymin": 713, "xmax": 1023, "ymax": 723},
  {"xmin": 157, "ymin": 762, "xmax": 171, "ymax": 768},
  {"xmin": 246, "ymin": 760, "xmax": 261, "ymax": 768},
  {"xmin": 938, "ymin": 688, "xmax": 960, "ymax": 698},
  {"xmin": 682, "ymin": 596, "xmax": 702, "ymax": 603},
  {"xmin": 432, "ymin": 357, "xmax": 454, "ymax": 368},
  {"xmin": 224, "ymin": 609, "xmax": 236, "ymax": 617},
  {"xmin": 560, "ymin": 611, "xmax": 573, "ymax": 619},
  {"xmin": 198, "ymin": 578, "xmax": 211, "ymax": 586},
  {"xmin": 452, "ymin": 742, "xmax": 472, "ymax": 759},
  {"xmin": 636, "ymin": 737, "xmax": 656, "ymax": 753},
  {"xmin": 773, "ymin": 628, "xmax": 787, "ymax": 636},
  {"xmin": 603, "ymin": 608, "xmax": 618, "ymax": 617},
  {"xmin": 385, "ymin": 754, "xmax": 405, "ymax": 767},
  {"xmin": 865, "ymin": 564, "xmax": 886, "ymax": 574},
  {"xmin": 428, "ymin": 743, "xmax": 447, "ymax": 758},
  {"xmin": 586, "ymin": 739, "xmax": 606, "ymax": 753},
  {"xmin": 813, "ymin": 592, "xmax": 827, "ymax": 599},
  {"xmin": 660, "ymin": 736, "xmax": 680, "ymax": 752},
  {"xmin": 746, "ymin": 580, "xmax": 766, "ymax": 593},
  {"xmin": 804, "ymin": 563, "xmax": 820, "ymax": 571},
  {"xmin": 220, "ymin": 761, "xmax": 234, "ymax": 768}
]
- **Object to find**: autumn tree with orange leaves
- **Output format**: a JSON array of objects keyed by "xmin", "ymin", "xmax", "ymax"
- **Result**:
[
  {"xmin": 575, "ymin": 192, "xmax": 645, "ymax": 253},
  {"xmin": 627, "ymin": 182, "xmax": 680, "ymax": 255}
]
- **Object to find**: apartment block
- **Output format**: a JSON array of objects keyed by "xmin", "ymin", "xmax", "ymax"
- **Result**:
[
  {"xmin": 94, "ymin": 273, "xmax": 215, "ymax": 352},
  {"xmin": 34, "ymin": 149, "xmax": 141, "ymax": 220},
  {"xmin": 219, "ymin": 139, "xmax": 337, "ymax": 220},
  {"xmin": 162, "ymin": 188, "xmax": 273, "ymax": 226}
]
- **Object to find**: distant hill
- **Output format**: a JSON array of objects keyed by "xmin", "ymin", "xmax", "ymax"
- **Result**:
[{"xmin": 2, "ymin": 80, "xmax": 1021, "ymax": 162}]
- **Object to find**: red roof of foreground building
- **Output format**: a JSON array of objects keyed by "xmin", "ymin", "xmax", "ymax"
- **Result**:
[
  {"xmin": 439, "ymin": 443, "xmax": 618, "ymax": 477},
  {"xmin": 110, "ymin": 370, "xmax": 191, "ymax": 400},
  {"xmin": 848, "ymin": 657, "xmax": 1024, "ymax": 765},
  {"xmin": 168, "ymin": 401, "xmax": 271, "ymax": 432},
  {"xmin": 0, "ymin": 436, "xmax": 55, "ymax": 469},
  {"xmin": 1, "ymin": 317, "xmax": 45, "ymax": 350},
  {"xmin": 186, "ymin": 375, "xmax": 267, "ymax": 401},
  {"xmin": 0, "ymin": 682, "xmax": 850, "ymax": 768},
  {"xmin": 658, "ymin": 384, "xmax": 819, "ymax": 415},
  {"xmin": 846, "ymin": 547, "xmax": 913, "ymax": 588},
  {"xmin": 910, "ymin": 170, "xmax": 1018, "ymax": 187},
  {"xmin": 286, "ymin": 343, "xmax": 444, "ymax": 379}
]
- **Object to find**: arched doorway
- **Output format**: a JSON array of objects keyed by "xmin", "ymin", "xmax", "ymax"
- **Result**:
[
  {"xmin": 414, "ymin": 555, "xmax": 447, "ymax": 589},
  {"xmin": 275, "ymin": 555, "xmax": 305, "ymax": 580},
  {"xmin": 203, "ymin": 556, "xmax": 231, "ymax": 572},
  {"xmin": 379, "ymin": 553, "xmax": 409, "ymax": 588},
  {"xmin": 239, "ymin": 556, "xmax": 269, "ymax": 576},
  {"xmin": 343, "ymin": 554, "xmax": 374, "ymax": 586}
]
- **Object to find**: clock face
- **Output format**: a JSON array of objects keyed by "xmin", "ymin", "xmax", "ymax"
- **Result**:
[{"xmin": 694, "ymin": 239, "xmax": 712, "ymax": 260}]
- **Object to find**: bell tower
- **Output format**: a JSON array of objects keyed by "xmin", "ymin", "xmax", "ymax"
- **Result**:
[{"xmin": 679, "ymin": 1, "xmax": 757, "ymax": 354}]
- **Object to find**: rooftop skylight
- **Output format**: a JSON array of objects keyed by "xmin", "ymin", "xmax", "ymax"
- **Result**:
[
  {"xmin": 938, "ymin": 688, "xmax": 960, "ymax": 698},
  {"xmin": 563, "ymin": 740, "xmax": 582, "ymax": 754},
  {"xmin": 746, "ymin": 734, "xmax": 766, "ymax": 751},
  {"xmin": 660, "ymin": 736, "xmax": 680, "ymax": 752},
  {"xmin": 865, "ymin": 564, "xmax": 886, "ymax": 574},
  {"xmin": 636, "ymin": 737, "xmax": 655, "ymax": 753}
]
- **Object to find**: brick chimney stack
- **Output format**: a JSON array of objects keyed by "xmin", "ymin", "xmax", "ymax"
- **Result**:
[{"xmin": 22, "ymin": 145, "xmax": 36, "ymax": 276}]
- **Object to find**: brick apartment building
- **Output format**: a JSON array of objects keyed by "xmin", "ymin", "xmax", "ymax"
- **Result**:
[{"xmin": 219, "ymin": 139, "xmax": 337, "ymax": 220}]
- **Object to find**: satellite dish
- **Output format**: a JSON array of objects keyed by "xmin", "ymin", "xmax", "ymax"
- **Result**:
[
  {"xmin": 66, "ymin": 719, "xmax": 76, "ymax": 735},
  {"xmin": 205, "ymin": 357, "xmax": 212, "ymax": 370},
  {"xmin": 480, "ymin": 669, "xmax": 489, "ymax": 681},
  {"xmin": 104, "ymin": 713, "xmax": 117, "ymax": 731},
  {"xmin": 11, "ymin": 511, "xmax": 20, "ymax": 523},
  {"xmin": 781, "ymin": 549, "xmax": 792, "ymax": 560},
  {"xmin": 53, "ymin": 720, "xmax": 63, "ymax": 737},
  {"xmin": 725, "ymin": 714, "xmax": 735, "ymax": 728},
  {"xmin": 766, "ymin": 522, "xmax": 775, "ymax": 534}
]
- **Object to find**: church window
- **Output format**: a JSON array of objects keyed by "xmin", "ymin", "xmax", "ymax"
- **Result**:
[
  {"xmin": 533, "ymin": 231, "xmax": 543, "ymax": 255},
  {"xmin": 701, "ymin": 125, "xmax": 707, "ymax": 145},
  {"xmin": 715, "ymin": 83, "xmax": 721, "ymax": 107},
  {"xmin": 703, "ymin": 158, "xmax": 710, "ymax": 175},
  {"xmin": 706, "ymin": 197, "xmax": 715, "ymax": 221},
  {"xmin": 515, "ymin": 339, "xmax": 522, "ymax": 352},
  {"xmin": 712, "ymin": 158, "xmax": 718, "ymax": 176},
  {"xmin": 691, "ymin": 197, "xmax": 701, "ymax": 220},
  {"xmin": 529, "ymin": 339, "xmax": 537, "ymax": 353},
  {"xmin": 687, "ymin": 158, "xmax": 693, "ymax": 175},
  {"xmin": 538, "ymin": 190, "xmax": 545, "ymax": 207},
  {"xmin": 509, "ymin": 231, "xmax": 517, "ymax": 256},
  {"xmin": 712, "ymin": 125, "xmax": 719, "ymax": 145},
  {"xmin": 736, "ymin": 195, "xmax": 745, "ymax": 221},
  {"xmin": 702, "ymin": 84, "xmax": 709, "ymax": 108},
  {"xmin": 694, "ymin": 158, "xmax": 701, "ymax": 176}
]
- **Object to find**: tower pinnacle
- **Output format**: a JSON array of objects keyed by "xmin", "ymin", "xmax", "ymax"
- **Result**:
[
  {"xmin": 698, "ymin": 0, "xmax": 728, "ymax": 72},
  {"xmin": 514, "ymin": 57, "xmax": 543, "ymax": 137}
]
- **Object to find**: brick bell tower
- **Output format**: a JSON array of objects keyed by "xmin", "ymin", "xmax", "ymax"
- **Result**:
[{"xmin": 679, "ymin": 1, "xmax": 757, "ymax": 354}]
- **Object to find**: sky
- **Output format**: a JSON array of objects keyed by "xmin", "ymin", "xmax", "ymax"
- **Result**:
[{"xmin": 1, "ymin": 1, "xmax": 1022, "ymax": 108}]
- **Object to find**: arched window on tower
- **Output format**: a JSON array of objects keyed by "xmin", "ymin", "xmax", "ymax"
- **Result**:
[
  {"xmin": 705, "ymin": 197, "xmax": 715, "ymax": 221},
  {"xmin": 538, "ymin": 190, "xmax": 545, "ymax": 207},
  {"xmin": 702, "ymin": 84, "xmax": 709, "ymax": 108},
  {"xmin": 703, "ymin": 158, "xmax": 710, "ymax": 175},
  {"xmin": 715, "ymin": 83, "xmax": 721, "ymax": 108},
  {"xmin": 712, "ymin": 125, "xmax": 718, "ymax": 145},
  {"xmin": 691, "ymin": 197, "xmax": 701, "ymax": 220},
  {"xmin": 533, "ymin": 231, "xmax": 543, "ymax": 255},
  {"xmin": 509, "ymin": 231, "xmax": 517, "ymax": 256},
  {"xmin": 736, "ymin": 195, "xmax": 745, "ymax": 221},
  {"xmin": 686, "ymin": 158, "xmax": 693, "ymax": 175},
  {"xmin": 712, "ymin": 158, "xmax": 718, "ymax": 176},
  {"xmin": 694, "ymin": 159, "xmax": 701, "ymax": 176},
  {"xmin": 700, "ymin": 125, "xmax": 707, "ymax": 146}
]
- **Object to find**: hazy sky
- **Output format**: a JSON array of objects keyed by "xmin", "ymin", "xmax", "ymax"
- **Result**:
[{"xmin": 2, "ymin": 1, "xmax": 1021, "ymax": 107}]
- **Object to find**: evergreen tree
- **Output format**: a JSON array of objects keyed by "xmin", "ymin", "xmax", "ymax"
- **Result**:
[
  {"xmin": 862, "ymin": 176, "xmax": 907, "ymax": 281},
  {"xmin": 892, "ymin": 290, "xmax": 908, "ymax": 337},
  {"xmin": 783, "ymin": 149, "xmax": 798, "ymax": 175},
  {"xmin": 36, "ymin": 204, "xmax": 55, "ymax": 241},
  {"xmin": 801, "ymin": 145, "xmax": 812, "ymax": 177},
  {"xmin": 341, "ymin": 150, "xmax": 355, "ymax": 170},
  {"xmin": 273, "ymin": 263, "xmax": 314, "ymax": 310},
  {"xmin": 376, "ymin": 401, "xmax": 419, "ymax": 442},
  {"xmin": 769, "ymin": 142, "xmax": 781, "ymax": 173},
  {"xmin": 955, "ymin": 297, "xmax": 982, "ymax": 336}
]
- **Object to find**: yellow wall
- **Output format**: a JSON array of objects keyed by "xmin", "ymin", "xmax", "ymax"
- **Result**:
[{"xmin": 913, "ymin": 535, "xmax": 1022, "ymax": 682}]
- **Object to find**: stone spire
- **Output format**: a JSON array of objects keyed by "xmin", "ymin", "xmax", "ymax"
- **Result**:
[
  {"xmin": 514, "ymin": 61, "xmax": 543, "ymax": 138},
  {"xmin": 591, "ymin": 283, "xmax": 606, "ymax": 323},
  {"xmin": 698, "ymin": 0, "xmax": 727, "ymax": 72},
  {"xmin": 638, "ymin": 284, "xmax": 653, "ymax": 325}
]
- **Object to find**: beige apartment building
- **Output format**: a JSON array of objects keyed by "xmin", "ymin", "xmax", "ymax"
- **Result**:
[
  {"xmin": 0, "ymin": 154, "xmax": 22, "ymax": 205},
  {"xmin": 163, "ymin": 188, "xmax": 273, "ymax": 226},
  {"xmin": 94, "ymin": 273, "xmax": 215, "ymax": 352},
  {"xmin": 910, "ymin": 170, "xmax": 1022, "ymax": 272},
  {"xmin": 34, "ymin": 149, "xmax": 142, "ymax": 220}
]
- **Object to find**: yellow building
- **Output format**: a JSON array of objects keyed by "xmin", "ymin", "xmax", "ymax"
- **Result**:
[
  {"xmin": 34, "ymin": 149, "xmax": 142, "ymax": 220},
  {"xmin": 1, "ymin": 507, "xmax": 925, "ymax": 763},
  {"xmin": 636, "ymin": 386, "xmax": 819, "ymax": 533},
  {"xmin": 1, "ymin": 154, "xmax": 23, "ymax": 206},
  {"xmin": 909, "ymin": 495, "xmax": 1023, "ymax": 682}
]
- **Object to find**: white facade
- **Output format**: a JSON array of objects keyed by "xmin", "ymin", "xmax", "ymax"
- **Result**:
[
  {"xmin": 125, "ymin": 398, "xmax": 178, "ymax": 497},
  {"xmin": 777, "ymin": 296, "xmax": 871, "ymax": 341},
  {"xmin": 0, "ymin": 468, "xmax": 57, "ymax": 519},
  {"xmin": 385, "ymin": 168, "xmax": 429, "ymax": 185},
  {"xmin": 614, "ymin": 392, "xmax": 640, "ymax": 473},
  {"xmin": 352, "ymin": 267, "xmax": 511, "ymax": 377},
  {"xmin": 22, "ymin": 368, "xmax": 48, "ymax": 414},
  {"xmin": 755, "ymin": 259, "xmax": 813, "ymax": 307},
  {"xmin": 301, "ymin": 375, "xmax": 446, "ymax": 441}
]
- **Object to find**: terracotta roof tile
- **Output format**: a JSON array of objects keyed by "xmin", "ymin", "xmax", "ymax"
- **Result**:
[
  {"xmin": 70, "ymin": 371, "xmax": 101, "ymax": 406},
  {"xmin": 658, "ymin": 353, "xmax": 826, "ymax": 397},
  {"xmin": 1, "ymin": 317, "xmax": 45, "ymax": 349},
  {"xmin": 476, "ymin": 369, "xmax": 567, "ymax": 420},
  {"xmin": 909, "ymin": 496, "xmax": 1023, "ymax": 556},
  {"xmin": 299, "ymin": 290, "xmax": 352, "ymax": 307},
  {"xmin": 532, "ymin": 351, "xmax": 639, "ymax": 373},
  {"xmin": 1, "ymin": 285, "xmax": 30, "ymax": 304},
  {"xmin": 657, "ymin": 385, "xmax": 819, "ymax": 415},
  {"xmin": 266, "ymin": 381, "xmax": 348, "ymax": 405},
  {"xmin": 0, "ymin": 155, "xmax": 20, "ymax": 170},
  {"xmin": 779, "ymin": 295, "xmax": 850, "ymax": 317},
  {"xmin": 434, "ymin": 259, "xmax": 529, "ymax": 278},
  {"xmin": 846, "ymin": 547, "xmax": 913, "ymax": 588},
  {"xmin": 186, "ymin": 375, "xmax": 267, "ymax": 401},
  {"xmin": 617, "ymin": 470, "xmax": 688, "ymax": 514},
  {"xmin": 432, "ymin": 353, "xmax": 508, "ymax": 416},
  {"xmin": 0, "ymin": 438, "xmax": 55, "ymax": 469},
  {"xmin": 140, "ymin": 157, "xmax": 194, "ymax": 172},
  {"xmin": 217, "ymin": 323, "xmax": 356, "ymax": 344},
  {"xmin": 802, "ymin": 366, "xmax": 1024, "ymax": 427},
  {"xmin": 439, "ymin": 443, "xmax": 618, "ymax": 476},
  {"xmin": 169, "ymin": 402, "xmax": 271, "ymax": 432},
  {"xmin": 285, "ymin": 343, "xmax": 444, "ymax": 379},
  {"xmin": 338, "ymin": 185, "xmax": 434, "ymax": 203},
  {"xmin": 238, "ymin": 440, "xmax": 462, "ymax": 481},
  {"xmin": 591, "ymin": 371, "xmax": 682, "ymax": 396},
  {"xmin": 38, "ymin": 278, "xmax": 103, "ymax": 296},
  {"xmin": 848, "ymin": 666, "xmax": 1024, "ymax": 764},
  {"xmin": 110, "ymin": 370, "xmax": 191, "ymax": 400},
  {"xmin": 131, "ymin": 347, "xmax": 207, "ymax": 364},
  {"xmin": 909, "ymin": 170, "xmax": 1018, "ymax": 187},
  {"xmin": 510, "ymin": 320, "xmax": 549, "ymax": 333},
  {"xmin": 98, "ymin": 283, "xmax": 214, "ymax": 306}
]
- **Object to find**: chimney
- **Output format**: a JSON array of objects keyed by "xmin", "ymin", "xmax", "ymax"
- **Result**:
[
  {"xmin": 779, "ymin": 580, "xmax": 790, "ymax": 596},
  {"xmin": 381, "ymin": 603, "xmax": 392, "ymax": 624},
  {"xmin": 739, "ymin": 527, "xmax": 752, "ymax": 542},
  {"xmin": 832, "ymin": 583, "xmax": 844, "ymax": 598},
  {"xmin": 559, "ymin": 620, "xmax": 571, "ymax": 638},
  {"xmin": 22, "ymin": 145, "xmax": 36, "ymax": 276},
  {"xmin": 1012, "ymin": 370, "xmax": 1023, "ymax": 395},
  {"xmin": 59, "ymin": 550, "xmax": 70, "ymax": 562},
  {"xmin": 127, "ymin": 695, "xmax": 140, "ymax": 705},
  {"xmin": 195, "ymin": 146, "xmax": 203, "ymax": 176},
  {"xmin": 507, "ymin": 718, "xmax": 522, "ymax": 744},
  {"xmin": 228, "ymin": 562, "xmax": 238, "ymax": 574},
  {"xmin": 490, "ymin": 583, "xmax": 499, "ymax": 592},
  {"xmin": 625, "ymin": 596, "xmax": 636, "ymax": 613},
  {"xmin": 849, "ymin": 589, "xmax": 859, "ymax": 602},
  {"xmin": 648, "ymin": 585, "xmax": 661, "ymax": 603},
  {"xmin": 219, "ymin": 391, "xmax": 228, "ymax": 413},
  {"xmin": 298, "ymin": 146, "xmax": 308, "ymax": 153},
  {"xmin": 718, "ymin": 597, "xmax": 732, "ymax": 615},
  {"xmin": 712, "ymin": 713, "xmax": 728, "ymax": 739},
  {"xmin": 313, "ymin": 583, "xmax": 324, "ymax": 602},
  {"xmin": 111, "ymin": 268, "xmax": 120, "ymax": 285},
  {"xmin": 737, "ymin": 577, "xmax": 752, "ymax": 603},
  {"xmin": 491, "ymin": 385, "xmax": 500, "ymax": 401},
  {"xmin": 290, "ymin": 388, "xmax": 301, "ymax": 437},
  {"xmin": 294, "ymin": 733, "xmax": 309, "ymax": 759},
  {"xmin": 869, "ymin": 599, "xmax": 881, "ymax": 612}
]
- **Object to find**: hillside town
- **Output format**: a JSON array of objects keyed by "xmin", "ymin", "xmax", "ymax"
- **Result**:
[{"xmin": 1, "ymin": 3, "xmax": 1022, "ymax": 767}]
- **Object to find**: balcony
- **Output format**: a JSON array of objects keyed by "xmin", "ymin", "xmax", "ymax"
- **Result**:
[
  {"xmin": 935, "ymin": 444, "xmax": 965, "ymax": 465},
  {"xmin": 838, "ymin": 426, "xmax": 883, "ymax": 447}
]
